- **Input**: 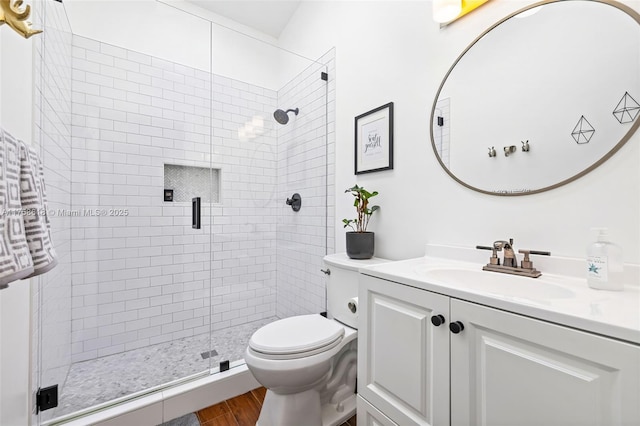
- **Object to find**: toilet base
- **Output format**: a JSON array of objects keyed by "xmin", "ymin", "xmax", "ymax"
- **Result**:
[
  {"xmin": 257, "ymin": 391, "xmax": 356, "ymax": 426},
  {"xmin": 320, "ymin": 393, "xmax": 356, "ymax": 426}
]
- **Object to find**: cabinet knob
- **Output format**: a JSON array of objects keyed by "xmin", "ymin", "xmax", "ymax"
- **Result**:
[
  {"xmin": 449, "ymin": 321, "xmax": 464, "ymax": 334},
  {"xmin": 431, "ymin": 314, "xmax": 445, "ymax": 327}
]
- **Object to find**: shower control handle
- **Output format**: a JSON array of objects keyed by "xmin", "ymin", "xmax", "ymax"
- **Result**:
[{"xmin": 286, "ymin": 193, "xmax": 302, "ymax": 212}]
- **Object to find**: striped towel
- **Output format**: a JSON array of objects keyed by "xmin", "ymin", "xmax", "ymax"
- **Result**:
[
  {"xmin": 0, "ymin": 129, "xmax": 35, "ymax": 288},
  {"xmin": 18, "ymin": 140, "xmax": 58, "ymax": 277}
]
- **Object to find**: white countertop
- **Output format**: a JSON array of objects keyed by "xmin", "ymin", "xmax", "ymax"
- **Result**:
[{"xmin": 360, "ymin": 256, "xmax": 640, "ymax": 345}]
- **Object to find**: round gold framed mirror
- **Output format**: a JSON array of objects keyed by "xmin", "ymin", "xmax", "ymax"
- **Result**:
[{"xmin": 430, "ymin": 0, "xmax": 640, "ymax": 195}]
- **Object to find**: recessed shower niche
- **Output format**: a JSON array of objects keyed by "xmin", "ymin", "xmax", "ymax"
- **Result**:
[{"xmin": 164, "ymin": 164, "xmax": 220, "ymax": 203}]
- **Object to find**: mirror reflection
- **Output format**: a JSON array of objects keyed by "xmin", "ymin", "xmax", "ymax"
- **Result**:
[{"xmin": 431, "ymin": 0, "xmax": 640, "ymax": 195}]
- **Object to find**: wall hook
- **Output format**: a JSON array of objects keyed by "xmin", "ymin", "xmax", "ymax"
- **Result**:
[
  {"xmin": 488, "ymin": 146, "xmax": 496, "ymax": 157},
  {"xmin": 504, "ymin": 145, "xmax": 517, "ymax": 157},
  {"xmin": 521, "ymin": 140, "xmax": 530, "ymax": 152}
]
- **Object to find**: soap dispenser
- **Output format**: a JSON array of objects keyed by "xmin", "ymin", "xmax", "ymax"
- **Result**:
[{"xmin": 587, "ymin": 228, "xmax": 624, "ymax": 291}]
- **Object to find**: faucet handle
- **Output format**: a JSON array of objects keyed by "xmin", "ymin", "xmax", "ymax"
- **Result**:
[
  {"xmin": 476, "ymin": 245, "xmax": 500, "ymax": 265},
  {"xmin": 518, "ymin": 249, "xmax": 550, "ymax": 270}
]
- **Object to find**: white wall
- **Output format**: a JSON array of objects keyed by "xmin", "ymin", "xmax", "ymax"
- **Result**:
[
  {"xmin": 0, "ymin": 26, "xmax": 35, "ymax": 426},
  {"xmin": 64, "ymin": 0, "xmax": 212, "ymax": 72},
  {"xmin": 278, "ymin": 0, "xmax": 640, "ymax": 264},
  {"xmin": 63, "ymin": 0, "xmax": 308, "ymax": 91}
]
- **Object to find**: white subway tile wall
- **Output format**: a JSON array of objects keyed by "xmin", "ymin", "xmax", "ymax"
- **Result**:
[
  {"xmin": 69, "ymin": 36, "xmax": 306, "ymax": 364},
  {"xmin": 31, "ymin": 1, "xmax": 74, "ymax": 423},
  {"xmin": 276, "ymin": 51, "xmax": 336, "ymax": 318}
]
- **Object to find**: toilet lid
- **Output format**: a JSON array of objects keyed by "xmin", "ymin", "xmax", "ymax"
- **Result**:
[{"xmin": 249, "ymin": 314, "xmax": 345, "ymax": 356}]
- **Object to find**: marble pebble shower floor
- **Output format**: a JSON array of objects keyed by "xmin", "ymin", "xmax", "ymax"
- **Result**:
[{"xmin": 53, "ymin": 317, "xmax": 275, "ymax": 417}]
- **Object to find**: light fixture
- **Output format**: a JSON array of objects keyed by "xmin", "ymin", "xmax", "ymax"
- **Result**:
[
  {"xmin": 433, "ymin": 0, "xmax": 462, "ymax": 24},
  {"xmin": 434, "ymin": 0, "xmax": 491, "ymax": 26}
]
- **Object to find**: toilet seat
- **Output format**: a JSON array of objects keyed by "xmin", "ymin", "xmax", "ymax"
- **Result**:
[{"xmin": 249, "ymin": 314, "xmax": 345, "ymax": 360}]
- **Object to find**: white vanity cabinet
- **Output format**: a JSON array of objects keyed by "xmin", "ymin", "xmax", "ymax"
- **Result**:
[
  {"xmin": 450, "ymin": 298, "xmax": 640, "ymax": 426},
  {"xmin": 357, "ymin": 274, "xmax": 450, "ymax": 426},
  {"xmin": 357, "ymin": 394, "xmax": 398, "ymax": 426},
  {"xmin": 358, "ymin": 274, "xmax": 640, "ymax": 426}
]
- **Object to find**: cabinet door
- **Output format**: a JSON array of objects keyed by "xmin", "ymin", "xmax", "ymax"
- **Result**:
[
  {"xmin": 450, "ymin": 299, "xmax": 640, "ymax": 426},
  {"xmin": 358, "ymin": 275, "xmax": 450, "ymax": 426},
  {"xmin": 357, "ymin": 395, "xmax": 398, "ymax": 426}
]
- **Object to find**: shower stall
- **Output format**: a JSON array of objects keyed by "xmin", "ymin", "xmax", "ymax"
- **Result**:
[{"xmin": 31, "ymin": 1, "xmax": 335, "ymax": 423}]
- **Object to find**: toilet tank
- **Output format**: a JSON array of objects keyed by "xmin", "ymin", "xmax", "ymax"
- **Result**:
[{"xmin": 323, "ymin": 253, "xmax": 390, "ymax": 329}]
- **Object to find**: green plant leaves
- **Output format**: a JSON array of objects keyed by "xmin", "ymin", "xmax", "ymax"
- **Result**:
[
  {"xmin": 342, "ymin": 218, "xmax": 356, "ymax": 232},
  {"xmin": 342, "ymin": 184, "xmax": 380, "ymax": 232}
]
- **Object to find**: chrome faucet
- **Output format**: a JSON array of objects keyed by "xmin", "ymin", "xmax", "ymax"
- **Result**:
[{"xmin": 476, "ymin": 238, "xmax": 550, "ymax": 278}]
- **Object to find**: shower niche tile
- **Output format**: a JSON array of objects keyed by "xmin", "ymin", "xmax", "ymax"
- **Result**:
[{"xmin": 164, "ymin": 164, "xmax": 219, "ymax": 203}]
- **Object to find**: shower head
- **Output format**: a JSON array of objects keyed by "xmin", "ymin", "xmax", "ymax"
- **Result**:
[{"xmin": 273, "ymin": 108, "xmax": 299, "ymax": 125}]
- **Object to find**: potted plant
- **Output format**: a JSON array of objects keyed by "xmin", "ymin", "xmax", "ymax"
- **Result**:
[{"xmin": 342, "ymin": 184, "xmax": 379, "ymax": 259}]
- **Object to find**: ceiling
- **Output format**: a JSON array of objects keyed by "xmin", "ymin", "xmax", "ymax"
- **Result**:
[{"xmin": 186, "ymin": 1, "xmax": 302, "ymax": 38}]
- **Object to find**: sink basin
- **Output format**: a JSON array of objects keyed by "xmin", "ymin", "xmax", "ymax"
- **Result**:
[{"xmin": 415, "ymin": 267, "xmax": 575, "ymax": 302}]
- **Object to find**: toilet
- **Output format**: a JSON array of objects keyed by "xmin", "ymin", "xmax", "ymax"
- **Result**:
[{"xmin": 244, "ymin": 253, "xmax": 389, "ymax": 426}]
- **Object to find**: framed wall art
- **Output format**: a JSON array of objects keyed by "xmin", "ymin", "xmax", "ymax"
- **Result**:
[{"xmin": 354, "ymin": 102, "xmax": 394, "ymax": 174}]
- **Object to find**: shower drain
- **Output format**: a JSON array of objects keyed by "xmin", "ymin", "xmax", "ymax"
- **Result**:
[{"xmin": 200, "ymin": 349, "xmax": 218, "ymax": 360}]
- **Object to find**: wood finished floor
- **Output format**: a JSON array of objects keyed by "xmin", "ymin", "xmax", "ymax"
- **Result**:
[{"xmin": 195, "ymin": 387, "xmax": 357, "ymax": 426}]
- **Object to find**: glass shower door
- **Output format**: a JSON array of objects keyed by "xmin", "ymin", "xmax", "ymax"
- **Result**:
[
  {"xmin": 34, "ymin": 4, "xmax": 216, "ymax": 421},
  {"xmin": 33, "ymin": 1, "xmax": 334, "ymax": 422},
  {"xmin": 205, "ymin": 21, "xmax": 332, "ymax": 373}
]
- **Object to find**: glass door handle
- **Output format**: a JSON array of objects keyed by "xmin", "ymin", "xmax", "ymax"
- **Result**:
[{"xmin": 192, "ymin": 197, "xmax": 201, "ymax": 229}]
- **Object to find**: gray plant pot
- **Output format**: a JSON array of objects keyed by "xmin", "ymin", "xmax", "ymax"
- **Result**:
[{"xmin": 346, "ymin": 232, "xmax": 375, "ymax": 259}]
